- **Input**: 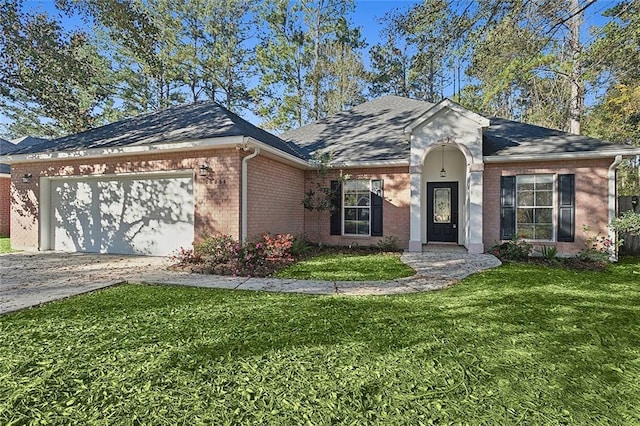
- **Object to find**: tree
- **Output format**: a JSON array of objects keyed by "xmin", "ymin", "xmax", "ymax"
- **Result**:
[
  {"xmin": 254, "ymin": 0, "xmax": 364, "ymax": 131},
  {"xmin": 58, "ymin": 0, "xmax": 184, "ymax": 113},
  {"xmin": 583, "ymin": 1, "xmax": 640, "ymax": 195},
  {"xmin": 318, "ymin": 17, "xmax": 367, "ymax": 115},
  {"xmin": 302, "ymin": 151, "xmax": 348, "ymax": 244},
  {"xmin": 0, "ymin": 0, "xmax": 114, "ymax": 137}
]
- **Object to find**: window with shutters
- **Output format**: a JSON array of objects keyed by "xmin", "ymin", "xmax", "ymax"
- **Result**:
[
  {"xmin": 343, "ymin": 180, "xmax": 371, "ymax": 235},
  {"xmin": 516, "ymin": 175, "xmax": 554, "ymax": 240}
]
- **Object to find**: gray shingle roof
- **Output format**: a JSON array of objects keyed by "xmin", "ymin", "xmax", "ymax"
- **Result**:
[
  {"xmin": 0, "ymin": 138, "xmax": 17, "ymax": 174},
  {"xmin": 282, "ymin": 96, "xmax": 633, "ymax": 163},
  {"xmin": 280, "ymin": 95, "xmax": 433, "ymax": 163},
  {"xmin": 483, "ymin": 117, "xmax": 634, "ymax": 156},
  {"xmin": 8, "ymin": 102, "xmax": 305, "ymax": 159},
  {"xmin": 11, "ymin": 136, "xmax": 50, "ymax": 150}
]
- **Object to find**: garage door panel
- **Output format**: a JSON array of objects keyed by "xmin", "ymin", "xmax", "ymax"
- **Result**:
[{"xmin": 52, "ymin": 175, "xmax": 194, "ymax": 256}]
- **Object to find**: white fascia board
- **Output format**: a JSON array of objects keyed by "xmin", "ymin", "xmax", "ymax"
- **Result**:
[
  {"xmin": 244, "ymin": 138, "xmax": 312, "ymax": 169},
  {"xmin": 329, "ymin": 159, "xmax": 409, "ymax": 169},
  {"xmin": 404, "ymin": 98, "xmax": 490, "ymax": 134},
  {"xmin": 484, "ymin": 149, "xmax": 640, "ymax": 163},
  {"xmin": 2, "ymin": 135, "xmax": 246, "ymax": 164}
]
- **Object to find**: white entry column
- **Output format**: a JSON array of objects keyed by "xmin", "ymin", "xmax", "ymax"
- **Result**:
[
  {"xmin": 467, "ymin": 165, "xmax": 484, "ymax": 254},
  {"xmin": 408, "ymin": 166, "xmax": 423, "ymax": 252}
]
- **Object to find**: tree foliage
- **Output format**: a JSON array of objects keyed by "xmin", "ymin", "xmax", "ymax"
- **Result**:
[
  {"xmin": 254, "ymin": 0, "xmax": 366, "ymax": 131},
  {"xmin": 0, "ymin": 0, "xmax": 113, "ymax": 137}
]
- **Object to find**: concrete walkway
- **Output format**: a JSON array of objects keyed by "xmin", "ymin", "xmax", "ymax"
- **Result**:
[{"xmin": 0, "ymin": 249, "xmax": 501, "ymax": 314}]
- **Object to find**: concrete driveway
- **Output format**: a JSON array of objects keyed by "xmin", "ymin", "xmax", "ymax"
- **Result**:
[{"xmin": 0, "ymin": 252, "xmax": 175, "ymax": 314}]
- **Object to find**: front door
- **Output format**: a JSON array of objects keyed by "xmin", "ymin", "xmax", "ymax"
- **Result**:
[{"xmin": 427, "ymin": 182, "xmax": 458, "ymax": 243}]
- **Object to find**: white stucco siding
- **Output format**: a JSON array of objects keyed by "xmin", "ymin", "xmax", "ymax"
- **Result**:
[{"xmin": 407, "ymin": 103, "xmax": 487, "ymax": 253}]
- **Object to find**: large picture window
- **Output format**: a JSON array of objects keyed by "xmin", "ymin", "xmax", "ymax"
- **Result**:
[
  {"xmin": 343, "ymin": 180, "xmax": 370, "ymax": 235},
  {"xmin": 516, "ymin": 175, "xmax": 554, "ymax": 240}
]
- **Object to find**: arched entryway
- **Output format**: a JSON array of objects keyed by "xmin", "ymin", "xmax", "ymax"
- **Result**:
[
  {"xmin": 423, "ymin": 144, "xmax": 466, "ymax": 245},
  {"xmin": 406, "ymin": 98, "xmax": 489, "ymax": 254}
]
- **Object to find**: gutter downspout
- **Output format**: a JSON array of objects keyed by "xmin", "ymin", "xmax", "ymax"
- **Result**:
[
  {"xmin": 241, "ymin": 145, "xmax": 260, "ymax": 243},
  {"xmin": 608, "ymin": 155, "xmax": 623, "ymax": 262}
]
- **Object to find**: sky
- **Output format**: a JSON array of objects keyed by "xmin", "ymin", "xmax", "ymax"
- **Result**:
[{"xmin": 4, "ymin": 0, "xmax": 615, "ymax": 137}]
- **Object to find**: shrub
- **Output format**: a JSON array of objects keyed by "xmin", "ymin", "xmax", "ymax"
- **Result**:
[
  {"xmin": 174, "ymin": 234, "xmax": 296, "ymax": 277},
  {"xmin": 611, "ymin": 211, "xmax": 640, "ymax": 236},
  {"xmin": 578, "ymin": 225, "xmax": 615, "ymax": 263},
  {"xmin": 491, "ymin": 236, "xmax": 532, "ymax": 261},
  {"xmin": 540, "ymin": 245, "xmax": 558, "ymax": 260},
  {"xmin": 171, "ymin": 246, "xmax": 202, "ymax": 266},
  {"xmin": 377, "ymin": 235, "xmax": 401, "ymax": 252},
  {"xmin": 290, "ymin": 236, "xmax": 313, "ymax": 257},
  {"xmin": 195, "ymin": 235, "xmax": 240, "ymax": 265}
]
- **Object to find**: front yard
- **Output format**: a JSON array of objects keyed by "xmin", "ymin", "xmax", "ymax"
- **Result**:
[{"xmin": 1, "ymin": 259, "xmax": 640, "ymax": 424}]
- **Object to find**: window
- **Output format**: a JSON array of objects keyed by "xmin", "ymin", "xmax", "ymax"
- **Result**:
[
  {"xmin": 501, "ymin": 174, "xmax": 574, "ymax": 242},
  {"xmin": 330, "ymin": 179, "xmax": 383, "ymax": 237},
  {"xmin": 516, "ymin": 175, "xmax": 553, "ymax": 240},
  {"xmin": 343, "ymin": 180, "xmax": 371, "ymax": 235}
]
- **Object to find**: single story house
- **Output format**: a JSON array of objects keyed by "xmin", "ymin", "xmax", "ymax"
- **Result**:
[{"xmin": 2, "ymin": 96, "xmax": 638, "ymax": 256}]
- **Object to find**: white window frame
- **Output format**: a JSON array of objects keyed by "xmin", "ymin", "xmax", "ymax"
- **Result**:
[
  {"xmin": 342, "ymin": 179, "xmax": 371, "ymax": 236},
  {"xmin": 515, "ymin": 174, "xmax": 556, "ymax": 242}
]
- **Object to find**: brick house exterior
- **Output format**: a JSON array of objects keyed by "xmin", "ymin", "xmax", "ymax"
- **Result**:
[
  {"xmin": 1, "ymin": 138, "xmax": 18, "ymax": 236},
  {"xmin": 0, "ymin": 175, "xmax": 9, "ymax": 236},
  {"xmin": 2, "ymin": 97, "xmax": 638, "ymax": 257}
]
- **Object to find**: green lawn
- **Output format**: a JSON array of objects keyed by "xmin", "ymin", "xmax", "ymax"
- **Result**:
[
  {"xmin": 1, "ymin": 259, "xmax": 640, "ymax": 424},
  {"xmin": 276, "ymin": 252, "xmax": 415, "ymax": 281},
  {"xmin": 0, "ymin": 237, "xmax": 18, "ymax": 253}
]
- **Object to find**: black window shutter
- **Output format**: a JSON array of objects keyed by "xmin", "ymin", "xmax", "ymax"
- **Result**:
[
  {"xmin": 500, "ymin": 176, "xmax": 516, "ymax": 240},
  {"xmin": 557, "ymin": 174, "xmax": 575, "ymax": 242},
  {"xmin": 330, "ymin": 180, "xmax": 342, "ymax": 235},
  {"xmin": 371, "ymin": 179, "xmax": 384, "ymax": 236}
]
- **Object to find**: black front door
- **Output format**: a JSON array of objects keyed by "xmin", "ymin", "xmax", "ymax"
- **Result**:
[{"xmin": 427, "ymin": 182, "xmax": 458, "ymax": 243}]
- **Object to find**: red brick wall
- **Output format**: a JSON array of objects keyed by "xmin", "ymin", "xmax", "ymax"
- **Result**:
[
  {"xmin": 10, "ymin": 149, "xmax": 243, "ymax": 250},
  {"xmin": 304, "ymin": 167, "xmax": 411, "ymax": 248},
  {"xmin": 483, "ymin": 158, "xmax": 612, "ymax": 254},
  {"xmin": 0, "ymin": 176, "xmax": 10, "ymax": 236},
  {"xmin": 246, "ymin": 154, "xmax": 305, "ymax": 239}
]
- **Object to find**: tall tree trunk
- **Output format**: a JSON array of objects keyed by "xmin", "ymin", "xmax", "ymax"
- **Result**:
[{"xmin": 569, "ymin": 0, "xmax": 584, "ymax": 134}]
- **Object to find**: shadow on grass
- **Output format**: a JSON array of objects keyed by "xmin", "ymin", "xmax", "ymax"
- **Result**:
[{"xmin": 2, "ymin": 259, "xmax": 640, "ymax": 424}]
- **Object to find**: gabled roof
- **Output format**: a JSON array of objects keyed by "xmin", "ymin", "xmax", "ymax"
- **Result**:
[
  {"xmin": 283, "ymin": 95, "xmax": 637, "ymax": 164},
  {"xmin": 8, "ymin": 102, "xmax": 306, "ymax": 160},
  {"xmin": 281, "ymin": 95, "xmax": 433, "ymax": 164},
  {"xmin": 0, "ymin": 138, "xmax": 17, "ymax": 174},
  {"xmin": 12, "ymin": 135, "xmax": 50, "ymax": 150},
  {"xmin": 405, "ymin": 98, "xmax": 490, "ymax": 133},
  {"xmin": 483, "ymin": 117, "xmax": 637, "ymax": 157}
]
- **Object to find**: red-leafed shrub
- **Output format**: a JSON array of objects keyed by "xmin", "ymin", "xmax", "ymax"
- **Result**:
[{"xmin": 172, "ymin": 233, "xmax": 296, "ymax": 277}]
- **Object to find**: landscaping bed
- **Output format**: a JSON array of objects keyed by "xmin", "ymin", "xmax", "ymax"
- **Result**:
[{"xmin": 172, "ymin": 234, "xmax": 411, "ymax": 281}]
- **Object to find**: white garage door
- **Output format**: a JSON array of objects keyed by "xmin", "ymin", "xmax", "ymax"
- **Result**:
[{"xmin": 51, "ymin": 174, "xmax": 194, "ymax": 256}]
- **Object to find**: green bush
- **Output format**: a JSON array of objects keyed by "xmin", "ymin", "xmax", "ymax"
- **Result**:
[
  {"xmin": 290, "ymin": 236, "xmax": 313, "ymax": 257},
  {"xmin": 491, "ymin": 236, "xmax": 532, "ymax": 261},
  {"xmin": 540, "ymin": 245, "xmax": 558, "ymax": 259},
  {"xmin": 611, "ymin": 211, "xmax": 640, "ymax": 235},
  {"xmin": 377, "ymin": 235, "xmax": 401, "ymax": 252}
]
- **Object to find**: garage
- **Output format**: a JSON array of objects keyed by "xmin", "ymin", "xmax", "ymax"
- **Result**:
[{"xmin": 46, "ymin": 172, "xmax": 194, "ymax": 256}]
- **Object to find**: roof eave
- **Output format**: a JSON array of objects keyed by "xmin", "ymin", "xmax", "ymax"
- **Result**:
[
  {"xmin": 484, "ymin": 149, "xmax": 640, "ymax": 163},
  {"xmin": 328, "ymin": 159, "xmax": 409, "ymax": 169},
  {"xmin": 244, "ymin": 137, "xmax": 312, "ymax": 169},
  {"xmin": 1, "ymin": 135, "xmax": 248, "ymax": 163}
]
